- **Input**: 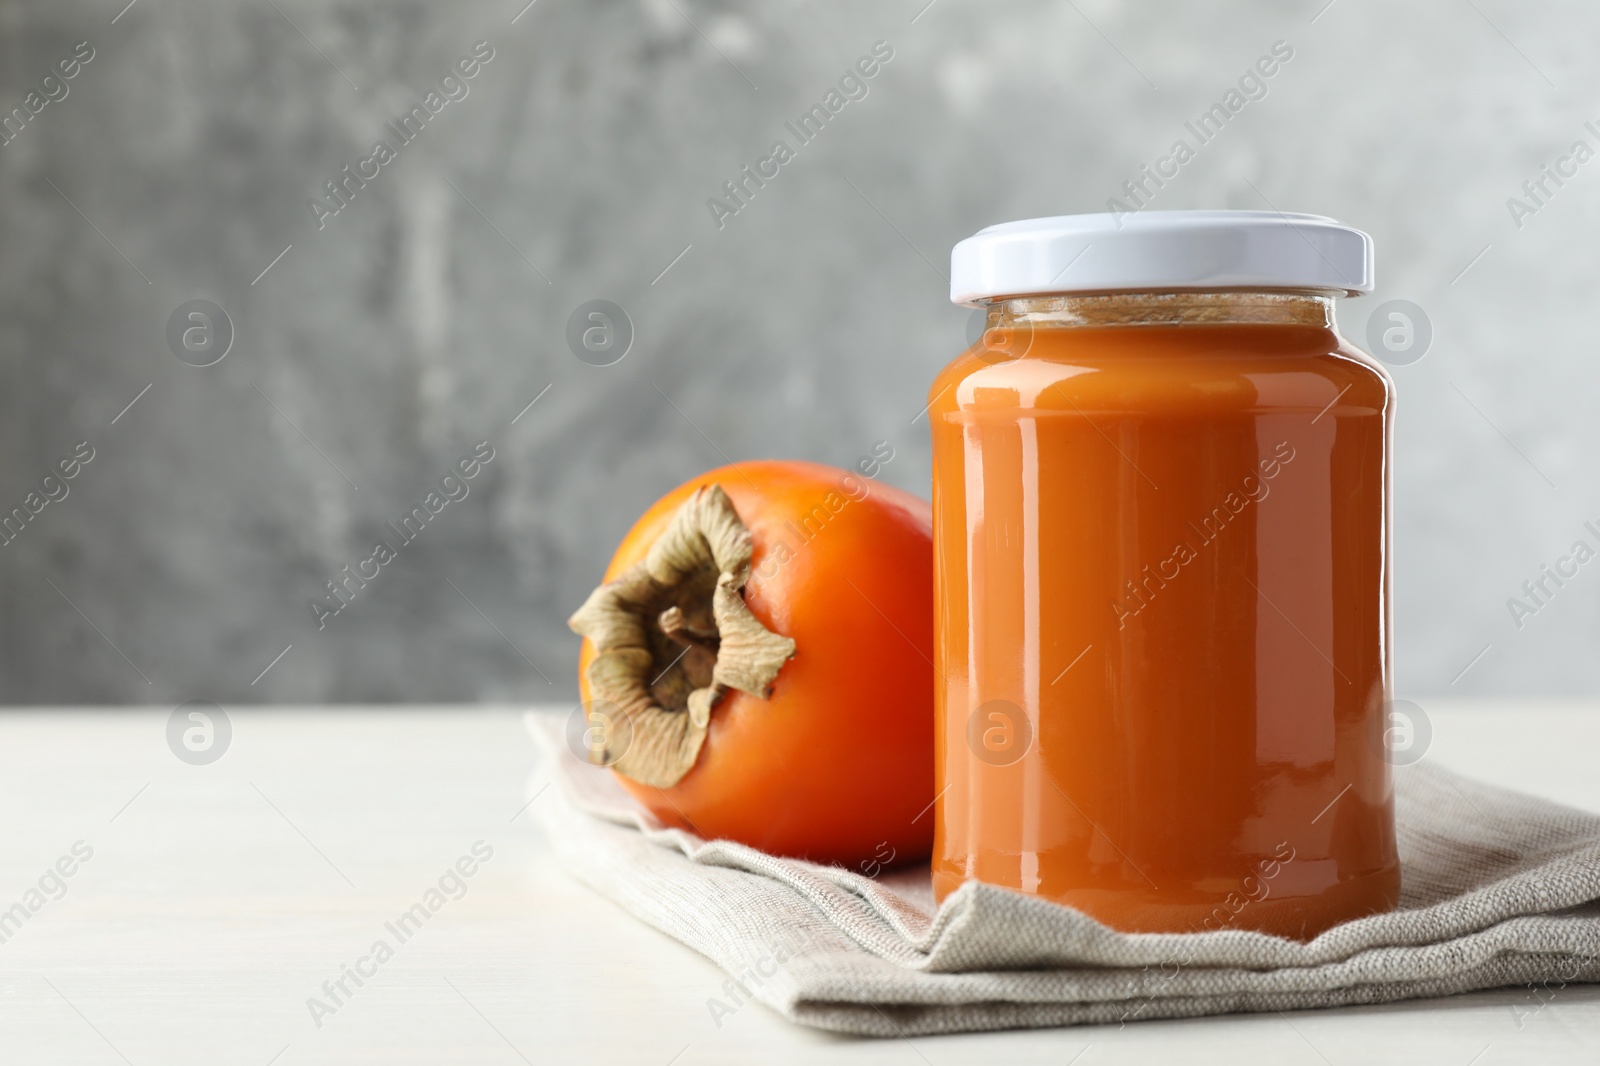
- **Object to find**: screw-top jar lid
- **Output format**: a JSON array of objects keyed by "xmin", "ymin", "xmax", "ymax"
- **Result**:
[{"xmin": 950, "ymin": 209, "xmax": 1374, "ymax": 306}]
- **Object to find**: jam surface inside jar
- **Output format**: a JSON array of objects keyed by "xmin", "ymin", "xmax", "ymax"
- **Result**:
[{"xmin": 930, "ymin": 291, "xmax": 1399, "ymax": 940}]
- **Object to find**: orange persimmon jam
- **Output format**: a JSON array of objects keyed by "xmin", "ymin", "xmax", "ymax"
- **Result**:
[{"xmin": 931, "ymin": 212, "xmax": 1399, "ymax": 939}]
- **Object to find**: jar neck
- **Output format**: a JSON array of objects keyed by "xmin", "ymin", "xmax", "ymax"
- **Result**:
[{"xmin": 985, "ymin": 291, "xmax": 1337, "ymax": 329}]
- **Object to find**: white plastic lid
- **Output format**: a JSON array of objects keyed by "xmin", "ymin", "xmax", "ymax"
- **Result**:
[{"xmin": 949, "ymin": 210, "xmax": 1374, "ymax": 306}]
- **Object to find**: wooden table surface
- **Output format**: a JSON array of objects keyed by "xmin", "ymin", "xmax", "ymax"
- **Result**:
[{"xmin": 0, "ymin": 702, "xmax": 1596, "ymax": 1064}]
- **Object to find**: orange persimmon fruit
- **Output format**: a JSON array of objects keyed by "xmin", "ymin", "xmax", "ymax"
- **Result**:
[{"xmin": 568, "ymin": 460, "xmax": 934, "ymax": 868}]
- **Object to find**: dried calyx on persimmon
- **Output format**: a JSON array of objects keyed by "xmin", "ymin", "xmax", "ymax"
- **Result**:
[{"xmin": 567, "ymin": 485, "xmax": 795, "ymax": 788}]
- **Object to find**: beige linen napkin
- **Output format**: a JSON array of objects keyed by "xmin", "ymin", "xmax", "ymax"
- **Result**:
[{"xmin": 525, "ymin": 713, "xmax": 1600, "ymax": 1037}]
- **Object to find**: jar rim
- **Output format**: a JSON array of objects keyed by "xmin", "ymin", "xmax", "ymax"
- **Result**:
[{"xmin": 985, "ymin": 291, "xmax": 1336, "ymax": 329}]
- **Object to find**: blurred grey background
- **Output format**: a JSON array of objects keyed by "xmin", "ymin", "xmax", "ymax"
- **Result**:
[{"xmin": 0, "ymin": 0, "xmax": 1593, "ymax": 704}]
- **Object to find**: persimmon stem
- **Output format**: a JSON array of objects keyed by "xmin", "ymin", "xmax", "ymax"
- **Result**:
[
  {"xmin": 659, "ymin": 606, "xmax": 720, "ymax": 651},
  {"xmin": 567, "ymin": 485, "xmax": 796, "ymax": 788}
]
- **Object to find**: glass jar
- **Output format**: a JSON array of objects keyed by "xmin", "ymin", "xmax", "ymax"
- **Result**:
[{"xmin": 930, "ymin": 211, "xmax": 1399, "ymax": 939}]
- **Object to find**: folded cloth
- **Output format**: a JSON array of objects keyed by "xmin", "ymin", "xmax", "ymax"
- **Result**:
[{"xmin": 525, "ymin": 713, "xmax": 1600, "ymax": 1037}]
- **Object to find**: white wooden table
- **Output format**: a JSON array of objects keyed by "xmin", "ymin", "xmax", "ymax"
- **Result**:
[{"xmin": 1, "ymin": 703, "xmax": 1596, "ymax": 1064}]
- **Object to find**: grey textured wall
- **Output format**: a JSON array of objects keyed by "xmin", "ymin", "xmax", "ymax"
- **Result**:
[{"xmin": 0, "ymin": 0, "xmax": 1595, "ymax": 704}]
